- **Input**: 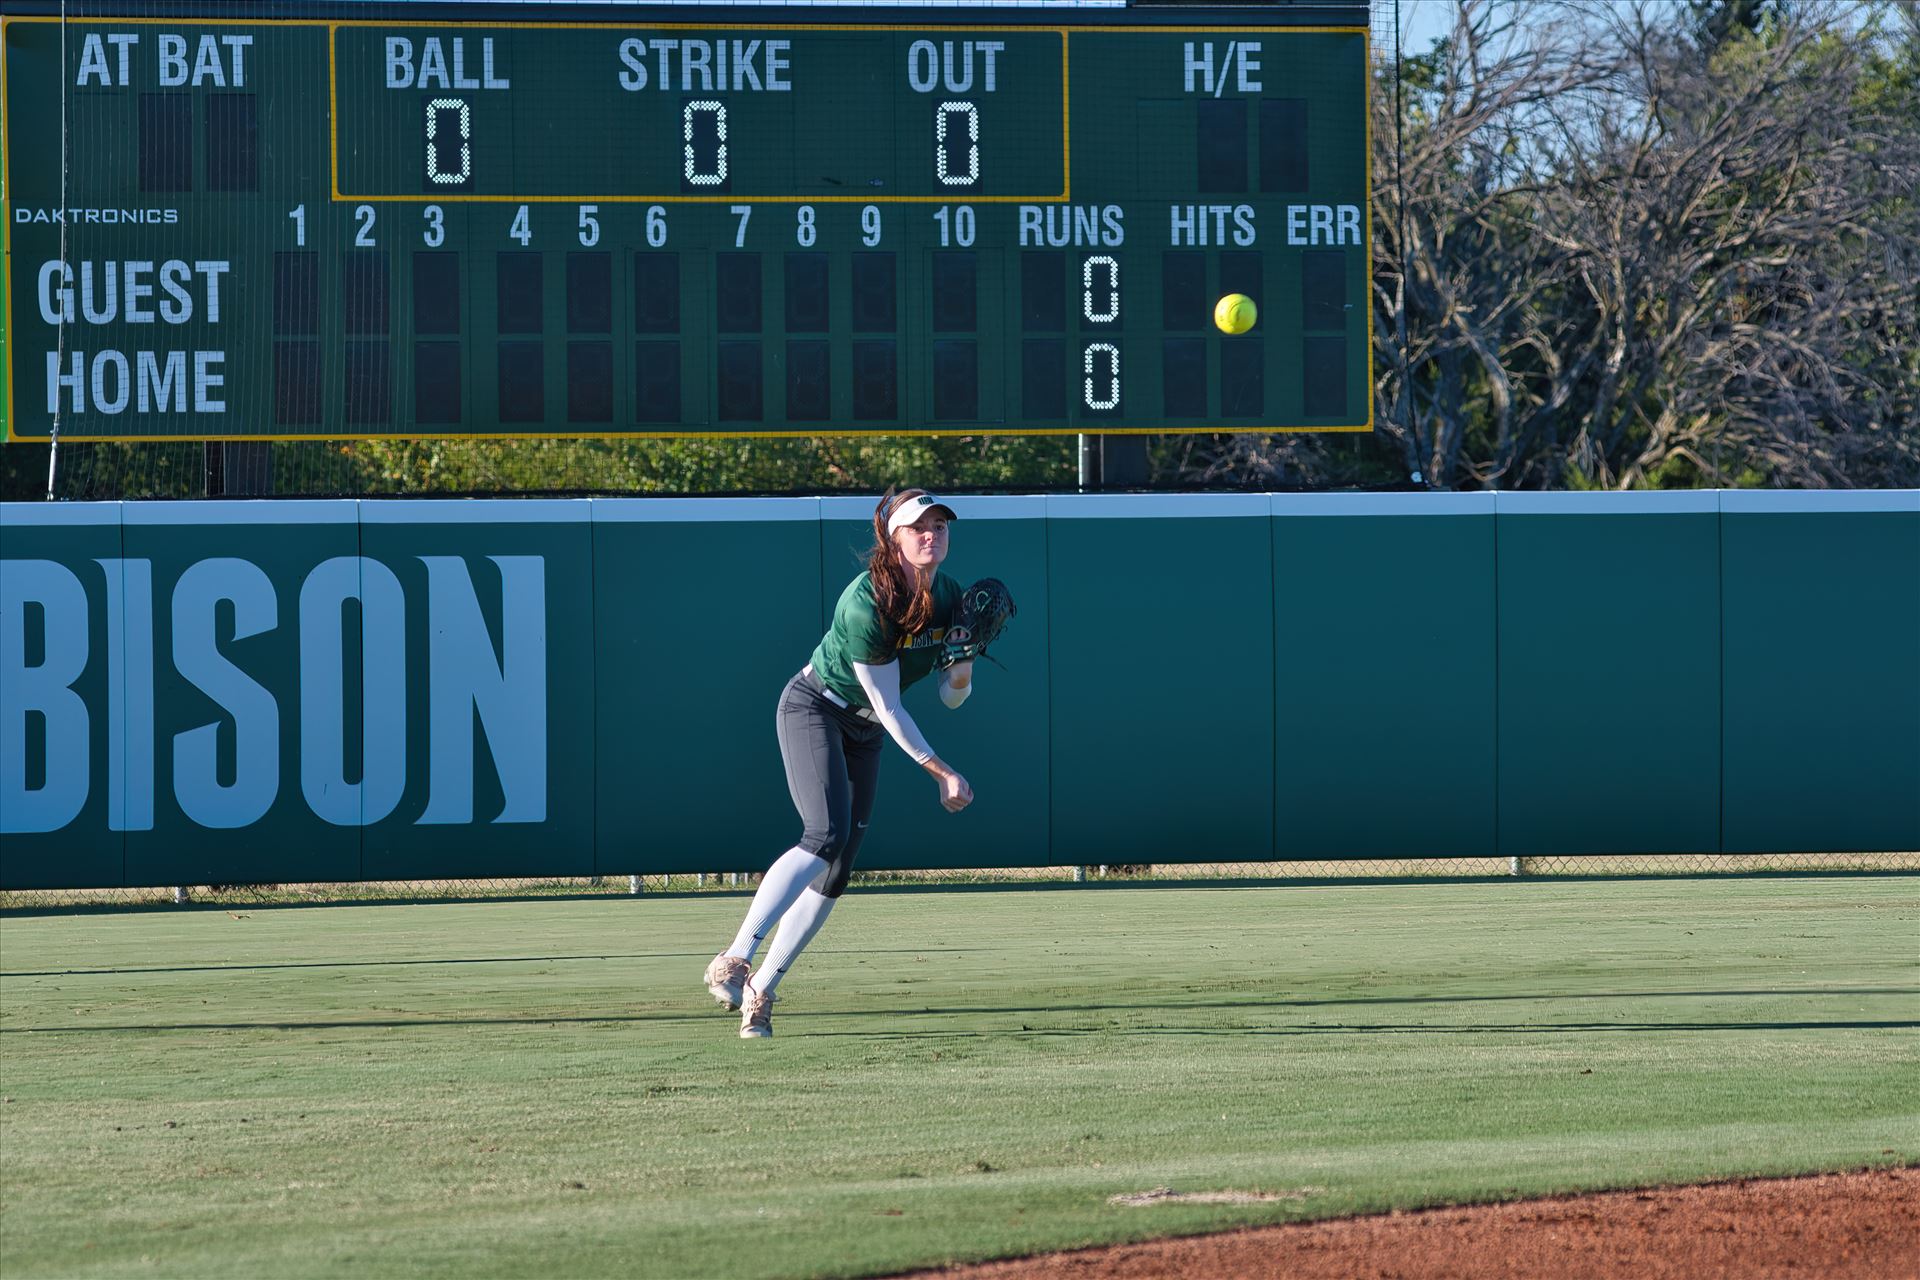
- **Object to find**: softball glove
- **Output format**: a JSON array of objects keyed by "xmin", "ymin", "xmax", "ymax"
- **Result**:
[{"xmin": 938, "ymin": 578, "xmax": 1017, "ymax": 670}]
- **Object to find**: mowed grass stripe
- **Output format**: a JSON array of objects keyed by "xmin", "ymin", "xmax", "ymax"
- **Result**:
[{"xmin": 1, "ymin": 879, "xmax": 1915, "ymax": 1279}]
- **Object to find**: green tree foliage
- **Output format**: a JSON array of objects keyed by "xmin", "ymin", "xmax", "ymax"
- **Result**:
[
  {"xmin": 340, "ymin": 433, "xmax": 1076, "ymax": 497},
  {"xmin": 1688, "ymin": 0, "xmax": 1788, "ymax": 53}
]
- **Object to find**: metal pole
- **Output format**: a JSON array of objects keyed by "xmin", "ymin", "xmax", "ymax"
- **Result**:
[
  {"xmin": 1099, "ymin": 437, "xmax": 1149, "ymax": 488},
  {"xmin": 1392, "ymin": 0, "xmax": 1418, "ymax": 478},
  {"xmin": 45, "ymin": 10, "xmax": 69, "ymax": 501},
  {"xmin": 628, "ymin": 874, "xmax": 642, "ymax": 895},
  {"xmin": 207, "ymin": 443, "xmax": 273, "ymax": 497}
]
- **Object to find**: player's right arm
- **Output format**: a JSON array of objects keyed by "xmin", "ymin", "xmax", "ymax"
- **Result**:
[{"xmin": 851, "ymin": 659, "xmax": 973, "ymax": 812}]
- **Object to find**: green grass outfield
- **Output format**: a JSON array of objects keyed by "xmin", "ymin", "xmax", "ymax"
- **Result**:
[{"xmin": 2, "ymin": 877, "xmax": 1916, "ymax": 1279}]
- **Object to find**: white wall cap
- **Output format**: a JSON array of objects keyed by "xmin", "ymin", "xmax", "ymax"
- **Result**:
[
  {"xmin": 592, "ymin": 497, "xmax": 821, "ymax": 522},
  {"xmin": 1047, "ymin": 493, "xmax": 1271, "ymax": 518},
  {"xmin": 1271, "ymin": 492, "xmax": 1494, "ymax": 516},
  {"xmin": 1495, "ymin": 491, "xmax": 1719, "ymax": 515},
  {"xmin": 360, "ymin": 499, "xmax": 590, "ymax": 523},
  {"xmin": 1719, "ymin": 489, "xmax": 1919, "ymax": 514},
  {"xmin": 940, "ymin": 494, "xmax": 1049, "ymax": 519},
  {"xmin": 819, "ymin": 494, "xmax": 1047, "ymax": 522},
  {"xmin": 821, "ymin": 495, "xmax": 883, "ymax": 523},
  {"xmin": 1, "ymin": 502, "xmax": 121, "ymax": 527},
  {"xmin": 122, "ymin": 500, "xmax": 357, "ymax": 525}
]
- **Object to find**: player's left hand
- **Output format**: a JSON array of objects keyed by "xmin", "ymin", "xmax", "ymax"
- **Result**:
[{"xmin": 937, "ymin": 579, "xmax": 1017, "ymax": 670}]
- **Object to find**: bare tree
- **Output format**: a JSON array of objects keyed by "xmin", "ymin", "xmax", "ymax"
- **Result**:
[
  {"xmin": 1522, "ymin": 0, "xmax": 1920, "ymax": 488},
  {"xmin": 1368, "ymin": 0, "xmax": 1625, "ymax": 490},
  {"xmin": 1153, "ymin": 1, "xmax": 1917, "ymax": 492}
]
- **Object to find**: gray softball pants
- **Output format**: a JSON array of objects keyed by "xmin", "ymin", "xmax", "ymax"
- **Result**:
[{"xmin": 777, "ymin": 667, "xmax": 885, "ymax": 898}]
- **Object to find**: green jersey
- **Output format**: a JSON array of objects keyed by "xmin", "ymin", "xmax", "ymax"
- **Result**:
[{"xmin": 811, "ymin": 571, "xmax": 963, "ymax": 708}]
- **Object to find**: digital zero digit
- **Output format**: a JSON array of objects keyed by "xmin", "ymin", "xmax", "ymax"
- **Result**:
[
  {"xmin": 684, "ymin": 101, "xmax": 728, "ymax": 186},
  {"xmin": 1083, "ymin": 256, "xmax": 1119, "ymax": 324},
  {"xmin": 936, "ymin": 101, "xmax": 980, "ymax": 187},
  {"xmin": 1084, "ymin": 342, "xmax": 1120, "ymax": 411},
  {"xmin": 424, "ymin": 97, "xmax": 471, "ymax": 187}
]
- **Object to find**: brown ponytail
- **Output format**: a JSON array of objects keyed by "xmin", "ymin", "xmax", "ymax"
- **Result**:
[{"xmin": 867, "ymin": 487, "xmax": 937, "ymax": 640}]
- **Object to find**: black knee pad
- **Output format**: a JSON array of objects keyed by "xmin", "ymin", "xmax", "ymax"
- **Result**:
[
  {"xmin": 818, "ymin": 848, "xmax": 855, "ymax": 899},
  {"xmin": 803, "ymin": 821, "xmax": 867, "ymax": 900}
]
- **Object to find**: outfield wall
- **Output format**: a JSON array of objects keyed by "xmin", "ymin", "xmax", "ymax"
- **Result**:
[{"xmin": 3, "ymin": 491, "xmax": 1916, "ymax": 889}]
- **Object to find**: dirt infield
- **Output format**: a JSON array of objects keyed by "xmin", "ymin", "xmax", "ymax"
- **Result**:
[{"xmin": 898, "ymin": 1168, "xmax": 1919, "ymax": 1280}]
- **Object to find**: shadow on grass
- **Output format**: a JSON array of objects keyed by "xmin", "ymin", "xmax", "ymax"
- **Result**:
[
  {"xmin": 0, "ymin": 946, "xmax": 984, "ymax": 979},
  {"xmin": 6, "ymin": 1017, "xmax": 1912, "ymax": 1037},
  {"xmin": 7, "ymin": 987, "xmax": 1914, "ymax": 1037},
  {"xmin": 790, "ymin": 1018, "xmax": 1920, "ymax": 1039},
  {"xmin": 4, "ymin": 867, "xmax": 1910, "ymax": 920}
]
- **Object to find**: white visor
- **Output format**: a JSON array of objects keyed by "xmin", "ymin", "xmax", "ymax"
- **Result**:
[{"xmin": 885, "ymin": 493, "xmax": 958, "ymax": 537}]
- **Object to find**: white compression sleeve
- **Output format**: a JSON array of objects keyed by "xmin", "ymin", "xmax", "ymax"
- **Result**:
[
  {"xmin": 749, "ymin": 888, "xmax": 836, "ymax": 996},
  {"xmin": 726, "ymin": 846, "xmax": 828, "ymax": 962},
  {"xmin": 938, "ymin": 668, "xmax": 972, "ymax": 709},
  {"xmin": 851, "ymin": 659, "xmax": 937, "ymax": 764}
]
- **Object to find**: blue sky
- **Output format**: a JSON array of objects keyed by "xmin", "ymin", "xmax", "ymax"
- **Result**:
[{"xmin": 1394, "ymin": 0, "xmax": 1462, "ymax": 55}]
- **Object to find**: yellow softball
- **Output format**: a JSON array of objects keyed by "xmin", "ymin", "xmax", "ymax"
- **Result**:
[{"xmin": 1214, "ymin": 293, "xmax": 1258, "ymax": 335}]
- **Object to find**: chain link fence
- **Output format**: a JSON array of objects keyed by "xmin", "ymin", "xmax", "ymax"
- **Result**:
[{"xmin": 4, "ymin": 853, "xmax": 1913, "ymax": 912}]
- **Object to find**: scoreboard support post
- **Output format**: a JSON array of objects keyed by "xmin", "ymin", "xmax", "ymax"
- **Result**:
[
  {"xmin": 1100, "ymin": 436, "xmax": 1150, "ymax": 488},
  {"xmin": 204, "ymin": 443, "xmax": 273, "ymax": 497},
  {"xmin": 1078, "ymin": 435, "xmax": 1150, "ymax": 491}
]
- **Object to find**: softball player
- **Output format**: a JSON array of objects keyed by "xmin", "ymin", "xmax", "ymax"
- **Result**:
[{"xmin": 704, "ymin": 488, "xmax": 975, "ymax": 1038}]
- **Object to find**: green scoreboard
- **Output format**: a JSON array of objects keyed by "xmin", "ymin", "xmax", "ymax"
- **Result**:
[{"xmin": 1, "ymin": 3, "xmax": 1371, "ymax": 442}]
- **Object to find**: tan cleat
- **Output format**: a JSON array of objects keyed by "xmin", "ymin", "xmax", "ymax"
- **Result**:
[
  {"xmin": 703, "ymin": 953, "xmax": 751, "ymax": 1011},
  {"xmin": 739, "ymin": 985, "xmax": 775, "ymax": 1038}
]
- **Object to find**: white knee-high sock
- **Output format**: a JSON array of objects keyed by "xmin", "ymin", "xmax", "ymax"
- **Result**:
[
  {"xmin": 750, "ymin": 889, "xmax": 836, "ymax": 996},
  {"xmin": 726, "ymin": 847, "xmax": 827, "ymax": 962}
]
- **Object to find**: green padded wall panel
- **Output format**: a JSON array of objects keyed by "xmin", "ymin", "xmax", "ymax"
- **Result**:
[
  {"xmin": 358, "ymin": 502, "xmax": 597, "ymax": 880},
  {"xmin": 1496, "ymin": 493, "xmax": 1721, "ymax": 856},
  {"xmin": 1721, "ymin": 494, "xmax": 1920, "ymax": 853},
  {"xmin": 1273, "ymin": 494, "xmax": 1497, "ymax": 858},
  {"xmin": 6, "ymin": 491, "xmax": 1918, "ymax": 890},
  {"xmin": 1, "ymin": 504, "xmax": 125, "ymax": 888},
  {"xmin": 1048, "ymin": 494, "xmax": 1275, "ymax": 864},
  {"xmin": 594, "ymin": 499, "xmax": 824, "ymax": 875},
  {"xmin": 121, "ymin": 503, "xmax": 362, "ymax": 886}
]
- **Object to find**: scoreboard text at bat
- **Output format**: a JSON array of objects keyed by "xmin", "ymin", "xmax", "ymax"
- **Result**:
[{"xmin": 0, "ymin": 10, "xmax": 1372, "ymax": 442}]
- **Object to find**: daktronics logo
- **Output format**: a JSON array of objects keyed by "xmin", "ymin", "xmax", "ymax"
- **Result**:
[
  {"xmin": 14, "ymin": 208, "xmax": 180, "ymax": 224},
  {"xmin": 1, "ymin": 555, "xmax": 550, "ymax": 834}
]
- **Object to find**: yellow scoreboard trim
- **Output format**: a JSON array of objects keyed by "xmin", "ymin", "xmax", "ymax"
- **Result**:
[
  {"xmin": 1362, "ymin": 25, "xmax": 1374, "ymax": 435},
  {"xmin": 0, "ymin": 15, "xmax": 1372, "ymax": 441},
  {"xmin": 319, "ymin": 20, "xmax": 1362, "ymax": 205},
  {"xmin": 0, "ymin": 425, "xmax": 1376, "ymax": 445},
  {"xmin": 2, "ymin": 18, "xmax": 11, "ymax": 444},
  {"xmin": 324, "ymin": 20, "xmax": 1077, "ymax": 205}
]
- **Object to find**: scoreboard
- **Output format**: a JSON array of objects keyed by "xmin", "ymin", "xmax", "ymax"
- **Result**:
[{"xmin": 0, "ymin": 3, "xmax": 1371, "ymax": 442}]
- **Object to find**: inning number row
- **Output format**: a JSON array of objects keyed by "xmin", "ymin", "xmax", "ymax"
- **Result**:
[{"xmin": 287, "ymin": 202, "xmax": 999, "ymax": 249}]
